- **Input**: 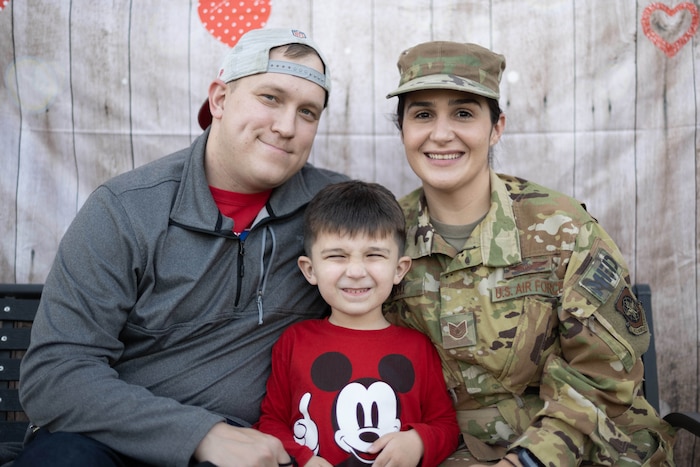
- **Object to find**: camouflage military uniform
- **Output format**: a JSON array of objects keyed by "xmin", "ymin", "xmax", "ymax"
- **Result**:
[{"xmin": 384, "ymin": 171, "xmax": 675, "ymax": 466}]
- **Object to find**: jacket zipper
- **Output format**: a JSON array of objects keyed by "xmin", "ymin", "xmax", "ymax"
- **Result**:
[
  {"xmin": 169, "ymin": 205, "xmax": 301, "ymax": 309},
  {"xmin": 235, "ymin": 240, "xmax": 245, "ymax": 306}
]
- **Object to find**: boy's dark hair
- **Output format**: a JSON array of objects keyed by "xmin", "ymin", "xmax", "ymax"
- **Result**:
[{"xmin": 303, "ymin": 180, "xmax": 406, "ymax": 255}]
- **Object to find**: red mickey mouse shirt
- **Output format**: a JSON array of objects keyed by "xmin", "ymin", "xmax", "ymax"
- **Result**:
[{"xmin": 255, "ymin": 318, "xmax": 459, "ymax": 466}]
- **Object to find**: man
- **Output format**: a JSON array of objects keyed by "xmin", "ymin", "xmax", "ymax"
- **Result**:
[{"xmin": 14, "ymin": 28, "xmax": 346, "ymax": 467}]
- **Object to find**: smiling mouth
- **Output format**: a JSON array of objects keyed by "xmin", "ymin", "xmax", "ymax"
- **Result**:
[
  {"xmin": 426, "ymin": 152, "xmax": 462, "ymax": 160},
  {"xmin": 342, "ymin": 288, "xmax": 370, "ymax": 295},
  {"xmin": 260, "ymin": 139, "xmax": 291, "ymax": 154}
]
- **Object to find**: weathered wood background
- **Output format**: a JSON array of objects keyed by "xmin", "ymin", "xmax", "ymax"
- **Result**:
[{"xmin": 1, "ymin": 0, "xmax": 698, "ymax": 462}]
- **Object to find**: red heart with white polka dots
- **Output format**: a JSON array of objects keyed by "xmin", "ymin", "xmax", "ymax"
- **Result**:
[
  {"xmin": 198, "ymin": 0, "xmax": 272, "ymax": 47},
  {"xmin": 0, "ymin": 0, "xmax": 10, "ymax": 11}
]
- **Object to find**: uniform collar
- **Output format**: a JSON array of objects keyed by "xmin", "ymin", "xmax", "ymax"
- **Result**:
[{"xmin": 403, "ymin": 169, "xmax": 521, "ymax": 267}]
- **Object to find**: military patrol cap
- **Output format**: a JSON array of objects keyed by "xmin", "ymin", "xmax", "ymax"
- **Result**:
[{"xmin": 386, "ymin": 41, "xmax": 506, "ymax": 100}]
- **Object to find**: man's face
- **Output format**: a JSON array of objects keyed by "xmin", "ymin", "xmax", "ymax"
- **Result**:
[{"xmin": 206, "ymin": 47, "xmax": 326, "ymax": 193}]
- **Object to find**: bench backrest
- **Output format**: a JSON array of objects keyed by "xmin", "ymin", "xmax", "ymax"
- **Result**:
[
  {"xmin": 0, "ymin": 283, "xmax": 664, "ymax": 443},
  {"xmin": 633, "ymin": 283, "xmax": 660, "ymax": 414},
  {"xmin": 0, "ymin": 284, "xmax": 42, "ymax": 443}
]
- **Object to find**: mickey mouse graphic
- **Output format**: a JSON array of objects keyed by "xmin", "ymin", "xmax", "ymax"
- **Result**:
[{"xmin": 293, "ymin": 351, "xmax": 415, "ymax": 466}]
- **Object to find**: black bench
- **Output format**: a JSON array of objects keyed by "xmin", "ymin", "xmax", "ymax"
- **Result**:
[
  {"xmin": 0, "ymin": 284, "xmax": 42, "ymax": 463},
  {"xmin": 0, "ymin": 283, "xmax": 698, "ymax": 461}
]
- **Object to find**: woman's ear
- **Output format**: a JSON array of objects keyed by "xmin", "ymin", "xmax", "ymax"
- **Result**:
[
  {"xmin": 297, "ymin": 256, "xmax": 318, "ymax": 285},
  {"xmin": 490, "ymin": 112, "xmax": 506, "ymax": 146}
]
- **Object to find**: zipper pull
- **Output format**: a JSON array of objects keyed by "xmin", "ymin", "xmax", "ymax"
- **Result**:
[{"xmin": 238, "ymin": 241, "xmax": 245, "ymax": 277}]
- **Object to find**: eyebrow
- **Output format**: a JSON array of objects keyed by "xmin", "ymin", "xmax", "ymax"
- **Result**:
[
  {"xmin": 319, "ymin": 246, "xmax": 392, "ymax": 255},
  {"xmin": 260, "ymin": 83, "xmax": 324, "ymax": 114},
  {"xmin": 406, "ymin": 97, "xmax": 483, "ymax": 109}
]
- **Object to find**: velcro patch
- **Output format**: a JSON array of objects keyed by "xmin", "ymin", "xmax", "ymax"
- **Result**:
[
  {"xmin": 578, "ymin": 247, "xmax": 622, "ymax": 305},
  {"xmin": 491, "ymin": 277, "xmax": 563, "ymax": 303},
  {"xmin": 503, "ymin": 257, "xmax": 553, "ymax": 279},
  {"xmin": 615, "ymin": 287, "xmax": 648, "ymax": 336}
]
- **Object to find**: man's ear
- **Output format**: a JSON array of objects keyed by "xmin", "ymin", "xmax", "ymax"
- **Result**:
[
  {"xmin": 208, "ymin": 79, "xmax": 228, "ymax": 122},
  {"xmin": 394, "ymin": 256, "xmax": 412, "ymax": 284},
  {"xmin": 297, "ymin": 256, "xmax": 318, "ymax": 285}
]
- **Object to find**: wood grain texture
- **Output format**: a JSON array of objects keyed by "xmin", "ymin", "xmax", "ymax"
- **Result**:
[{"xmin": 0, "ymin": 0, "xmax": 697, "ymax": 463}]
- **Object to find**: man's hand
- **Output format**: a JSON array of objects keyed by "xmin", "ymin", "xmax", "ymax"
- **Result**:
[
  {"xmin": 367, "ymin": 429, "xmax": 424, "ymax": 467},
  {"xmin": 194, "ymin": 423, "xmax": 293, "ymax": 467}
]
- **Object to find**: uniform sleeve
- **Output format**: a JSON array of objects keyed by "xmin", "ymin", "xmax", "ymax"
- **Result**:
[
  {"xmin": 255, "ymin": 332, "xmax": 317, "ymax": 467},
  {"xmin": 403, "ymin": 336, "xmax": 460, "ymax": 467},
  {"xmin": 510, "ymin": 222, "xmax": 674, "ymax": 465},
  {"xmin": 19, "ymin": 187, "xmax": 223, "ymax": 466}
]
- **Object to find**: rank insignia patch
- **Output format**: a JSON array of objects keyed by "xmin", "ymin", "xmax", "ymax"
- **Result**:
[
  {"xmin": 615, "ymin": 287, "xmax": 648, "ymax": 336},
  {"xmin": 440, "ymin": 312, "xmax": 477, "ymax": 349}
]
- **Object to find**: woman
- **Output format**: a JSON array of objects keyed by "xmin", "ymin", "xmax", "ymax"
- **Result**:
[{"xmin": 383, "ymin": 41, "xmax": 675, "ymax": 467}]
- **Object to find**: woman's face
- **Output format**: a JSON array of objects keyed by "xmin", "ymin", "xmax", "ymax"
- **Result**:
[{"xmin": 400, "ymin": 89, "xmax": 504, "ymax": 196}]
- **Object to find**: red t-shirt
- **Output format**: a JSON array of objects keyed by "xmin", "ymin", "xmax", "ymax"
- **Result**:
[
  {"xmin": 209, "ymin": 186, "xmax": 272, "ymax": 235},
  {"xmin": 256, "ymin": 319, "xmax": 459, "ymax": 467}
]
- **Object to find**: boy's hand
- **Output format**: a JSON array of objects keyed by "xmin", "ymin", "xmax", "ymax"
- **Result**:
[{"xmin": 367, "ymin": 429, "xmax": 424, "ymax": 467}]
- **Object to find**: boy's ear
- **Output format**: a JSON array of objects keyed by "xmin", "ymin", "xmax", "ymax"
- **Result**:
[
  {"xmin": 297, "ymin": 256, "xmax": 318, "ymax": 285},
  {"xmin": 394, "ymin": 256, "xmax": 412, "ymax": 284}
]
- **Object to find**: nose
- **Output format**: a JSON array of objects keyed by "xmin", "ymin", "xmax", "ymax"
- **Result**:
[
  {"xmin": 271, "ymin": 107, "xmax": 296, "ymax": 138},
  {"xmin": 430, "ymin": 115, "xmax": 455, "ymax": 143},
  {"xmin": 345, "ymin": 259, "xmax": 367, "ymax": 278}
]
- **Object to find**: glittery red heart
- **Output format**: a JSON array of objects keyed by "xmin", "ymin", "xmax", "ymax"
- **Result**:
[
  {"xmin": 198, "ymin": 0, "xmax": 272, "ymax": 47},
  {"xmin": 642, "ymin": 2, "xmax": 699, "ymax": 57}
]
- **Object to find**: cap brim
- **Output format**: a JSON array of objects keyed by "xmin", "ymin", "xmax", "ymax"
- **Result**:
[
  {"xmin": 386, "ymin": 74, "xmax": 499, "ymax": 100},
  {"xmin": 198, "ymin": 99, "xmax": 212, "ymax": 130}
]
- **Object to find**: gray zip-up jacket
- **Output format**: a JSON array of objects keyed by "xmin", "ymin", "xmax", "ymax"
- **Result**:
[{"xmin": 19, "ymin": 129, "xmax": 347, "ymax": 466}]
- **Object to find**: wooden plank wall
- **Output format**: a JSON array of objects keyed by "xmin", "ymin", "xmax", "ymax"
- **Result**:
[{"xmin": 1, "ymin": 0, "xmax": 698, "ymax": 463}]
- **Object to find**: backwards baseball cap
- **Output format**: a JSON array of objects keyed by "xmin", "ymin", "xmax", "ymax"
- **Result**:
[
  {"xmin": 198, "ymin": 28, "xmax": 331, "ymax": 129},
  {"xmin": 386, "ymin": 41, "xmax": 505, "ymax": 100}
]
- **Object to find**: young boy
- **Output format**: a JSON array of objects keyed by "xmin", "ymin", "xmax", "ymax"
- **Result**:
[{"xmin": 255, "ymin": 180, "xmax": 459, "ymax": 467}]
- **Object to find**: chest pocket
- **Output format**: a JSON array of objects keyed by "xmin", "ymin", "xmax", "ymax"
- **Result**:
[{"xmin": 498, "ymin": 296, "xmax": 559, "ymax": 393}]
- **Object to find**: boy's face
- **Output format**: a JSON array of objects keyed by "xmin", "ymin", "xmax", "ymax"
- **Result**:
[{"xmin": 298, "ymin": 231, "xmax": 411, "ymax": 329}]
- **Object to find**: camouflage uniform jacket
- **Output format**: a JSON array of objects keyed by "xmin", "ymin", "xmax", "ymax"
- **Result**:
[{"xmin": 384, "ymin": 171, "xmax": 675, "ymax": 466}]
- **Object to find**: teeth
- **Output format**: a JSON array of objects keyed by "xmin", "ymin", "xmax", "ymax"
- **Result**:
[
  {"xmin": 344, "ymin": 288, "xmax": 369, "ymax": 294},
  {"xmin": 426, "ymin": 153, "xmax": 461, "ymax": 160}
]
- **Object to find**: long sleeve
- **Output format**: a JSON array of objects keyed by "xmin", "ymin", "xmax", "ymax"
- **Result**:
[
  {"xmin": 256, "ymin": 331, "xmax": 318, "ymax": 467},
  {"xmin": 511, "ymin": 223, "xmax": 674, "ymax": 466},
  {"xmin": 403, "ymin": 337, "xmax": 459, "ymax": 467},
  {"xmin": 19, "ymin": 188, "xmax": 223, "ymax": 467}
]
